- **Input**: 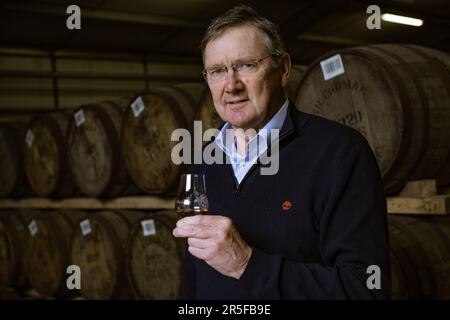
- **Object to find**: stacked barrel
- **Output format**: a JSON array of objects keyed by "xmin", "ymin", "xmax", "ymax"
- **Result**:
[
  {"xmin": 0, "ymin": 209, "xmax": 184, "ymax": 299},
  {"xmin": 0, "ymin": 83, "xmax": 205, "ymax": 198},
  {"xmin": 0, "ymin": 82, "xmax": 204, "ymax": 299}
]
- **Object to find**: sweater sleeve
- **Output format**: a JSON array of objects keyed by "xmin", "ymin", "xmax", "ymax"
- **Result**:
[{"xmin": 238, "ymin": 138, "xmax": 391, "ymax": 299}]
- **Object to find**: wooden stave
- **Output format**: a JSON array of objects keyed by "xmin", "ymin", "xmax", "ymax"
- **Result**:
[
  {"xmin": 69, "ymin": 210, "xmax": 144, "ymax": 299},
  {"xmin": 15, "ymin": 209, "xmax": 40, "ymax": 288},
  {"xmin": 0, "ymin": 286, "xmax": 23, "ymax": 299},
  {"xmin": 122, "ymin": 86, "xmax": 197, "ymax": 195},
  {"xmin": 151, "ymin": 85, "xmax": 197, "ymax": 133},
  {"xmin": 126, "ymin": 210, "xmax": 185, "ymax": 300},
  {"xmin": 70, "ymin": 212, "xmax": 126, "ymax": 299},
  {"xmin": 172, "ymin": 82, "xmax": 206, "ymax": 107},
  {"xmin": 196, "ymin": 87, "xmax": 224, "ymax": 131},
  {"xmin": 24, "ymin": 210, "xmax": 84, "ymax": 298},
  {"xmin": 370, "ymin": 45, "xmax": 450, "ymax": 186},
  {"xmin": 389, "ymin": 217, "xmax": 422, "ymax": 299},
  {"xmin": 0, "ymin": 210, "xmax": 25, "ymax": 287},
  {"xmin": 402, "ymin": 45, "xmax": 450, "ymax": 187},
  {"xmin": 67, "ymin": 101, "xmax": 139, "ymax": 197},
  {"xmin": 0, "ymin": 123, "xmax": 31, "ymax": 197},
  {"xmin": 388, "ymin": 215, "xmax": 450, "ymax": 299},
  {"xmin": 286, "ymin": 65, "xmax": 307, "ymax": 100},
  {"xmin": 24, "ymin": 113, "xmax": 77, "ymax": 197}
]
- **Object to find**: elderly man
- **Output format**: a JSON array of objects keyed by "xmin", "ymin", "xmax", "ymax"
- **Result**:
[{"xmin": 173, "ymin": 5, "xmax": 390, "ymax": 299}]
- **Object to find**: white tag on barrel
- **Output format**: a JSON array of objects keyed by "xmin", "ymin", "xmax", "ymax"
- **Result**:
[
  {"xmin": 131, "ymin": 96, "xmax": 145, "ymax": 118},
  {"xmin": 320, "ymin": 54, "xmax": 345, "ymax": 80},
  {"xmin": 74, "ymin": 109, "xmax": 86, "ymax": 127},
  {"xmin": 141, "ymin": 219, "xmax": 156, "ymax": 236},
  {"xmin": 25, "ymin": 129, "xmax": 34, "ymax": 147},
  {"xmin": 80, "ymin": 219, "xmax": 92, "ymax": 236},
  {"xmin": 28, "ymin": 219, "xmax": 38, "ymax": 236}
]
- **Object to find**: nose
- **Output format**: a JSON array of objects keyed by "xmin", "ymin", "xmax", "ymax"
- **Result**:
[{"xmin": 224, "ymin": 69, "xmax": 244, "ymax": 93}]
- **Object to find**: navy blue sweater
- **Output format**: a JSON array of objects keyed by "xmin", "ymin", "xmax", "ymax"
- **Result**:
[{"xmin": 183, "ymin": 101, "xmax": 391, "ymax": 299}]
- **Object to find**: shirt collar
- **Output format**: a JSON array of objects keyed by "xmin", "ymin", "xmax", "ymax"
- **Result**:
[
  {"xmin": 215, "ymin": 98, "xmax": 289, "ymax": 157},
  {"xmin": 258, "ymin": 98, "xmax": 289, "ymax": 141}
]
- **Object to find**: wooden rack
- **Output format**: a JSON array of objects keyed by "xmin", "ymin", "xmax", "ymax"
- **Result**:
[
  {"xmin": 0, "ymin": 196, "xmax": 175, "ymax": 210},
  {"xmin": 387, "ymin": 179, "xmax": 450, "ymax": 215},
  {"xmin": 0, "ymin": 180, "xmax": 448, "ymax": 215}
]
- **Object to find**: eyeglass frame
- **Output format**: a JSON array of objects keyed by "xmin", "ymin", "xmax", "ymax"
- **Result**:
[{"xmin": 201, "ymin": 53, "xmax": 281, "ymax": 83}]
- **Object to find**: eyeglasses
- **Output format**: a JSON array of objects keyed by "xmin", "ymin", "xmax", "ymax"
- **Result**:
[{"xmin": 202, "ymin": 54, "xmax": 278, "ymax": 83}]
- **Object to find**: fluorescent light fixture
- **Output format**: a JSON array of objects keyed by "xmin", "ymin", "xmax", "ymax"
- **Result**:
[{"xmin": 381, "ymin": 13, "xmax": 423, "ymax": 27}]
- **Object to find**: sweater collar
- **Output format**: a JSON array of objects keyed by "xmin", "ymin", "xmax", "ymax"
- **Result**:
[{"xmin": 278, "ymin": 98, "xmax": 311, "ymax": 142}]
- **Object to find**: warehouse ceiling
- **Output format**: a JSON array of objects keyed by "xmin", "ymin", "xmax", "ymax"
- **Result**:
[{"xmin": 0, "ymin": 0, "xmax": 449, "ymax": 64}]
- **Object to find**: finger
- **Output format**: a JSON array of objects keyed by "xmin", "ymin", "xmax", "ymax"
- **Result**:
[
  {"xmin": 176, "ymin": 215, "xmax": 204, "ymax": 227},
  {"xmin": 188, "ymin": 245, "xmax": 209, "ymax": 261},
  {"xmin": 172, "ymin": 227, "xmax": 187, "ymax": 238},
  {"xmin": 173, "ymin": 225, "xmax": 217, "ymax": 239},
  {"xmin": 176, "ymin": 216, "xmax": 198, "ymax": 227},
  {"xmin": 187, "ymin": 237, "xmax": 212, "ymax": 249},
  {"xmin": 173, "ymin": 226, "xmax": 195, "ymax": 238},
  {"xmin": 177, "ymin": 214, "xmax": 224, "ymax": 227}
]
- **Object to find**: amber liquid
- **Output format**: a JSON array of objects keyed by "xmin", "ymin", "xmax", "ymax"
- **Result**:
[{"xmin": 176, "ymin": 208, "xmax": 208, "ymax": 218}]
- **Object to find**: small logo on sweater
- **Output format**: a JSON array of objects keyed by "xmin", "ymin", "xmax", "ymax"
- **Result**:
[{"xmin": 282, "ymin": 200, "xmax": 292, "ymax": 211}]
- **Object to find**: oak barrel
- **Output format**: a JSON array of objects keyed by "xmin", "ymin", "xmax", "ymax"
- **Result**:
[
  {"xmin": 69, "ymin": 210, "xmax": 142, "ymax": 299},
  {"xmin": 24, "ymin": 210, "xmax": 84, "ymax": 298},
  {"xmin": 295, "ymin": 44, "xmax": 450, "ymax": 193},
  {"xmin": 122, "ymin": 85, "xmax": 200, "ymax": 194},
  {"xmin": 389, "ymin": 215, "xmax": 450, "ymax": 299},
  {"xmin": 174, "ymin": 82, "xmax": 205, "ymax": 106},
  {"xmin": 24, "ymin": 112, "xmax": 77, "ymax": 197},
  {"xmin": 0, "ymin": 123, "xmax": 31, "ymax": 197},
  {"xmin": 286, "ymin": 65, "xmax": 307, "ymax": 100},
  {"xmin": 196, "ymin": 88, "xmax": 223, "ymax": 131},
  {"xmin": 0, "ymin": 209, "xmax": 37, "ymax": 288},
  {"xmin": 67, "ymin": 100, "xmax": 139, "ymax": 197},
  {"xmin": 0, "ymin": 286, "xmax": 22, "ymax": 299},
  {"xmin": 126, "ymin": 210, "xmax": 184, "ymax": 299},
  {"xmin": 404, "ymin": 45, "xmax": 450, "ymax": 187}
]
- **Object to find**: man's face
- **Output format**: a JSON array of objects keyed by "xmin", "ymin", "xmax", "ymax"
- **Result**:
[{"xmin": 204, "ymin": 24, "xmax": 289, "ymax": 130}]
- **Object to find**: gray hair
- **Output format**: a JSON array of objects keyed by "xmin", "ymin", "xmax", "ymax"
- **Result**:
[{"xmin": 200, "ymin": 5, "xmax": 285, "ymax": 63}]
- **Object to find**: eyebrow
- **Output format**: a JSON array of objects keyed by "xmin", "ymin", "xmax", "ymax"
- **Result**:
[
  {"xmin": 206, "ymin": 63, "xmax": 225, "ymax": 69},
  {"xmin": 233, "ymin": 57, "xmax": 257, "ymax": 63},
  {"xmin": 206, "ymin": 57, "xmax": 259, "ymax": 69}
]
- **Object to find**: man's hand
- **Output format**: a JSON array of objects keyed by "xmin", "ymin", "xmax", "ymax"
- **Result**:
[{"xmin": 172, "ymin": 214, "xmax": 252, "ymax": 280}]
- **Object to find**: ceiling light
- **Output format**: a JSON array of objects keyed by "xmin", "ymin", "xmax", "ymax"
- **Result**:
[{"xmin": 381, "ymin": 13, "xmax": 423, "ymax": 27}]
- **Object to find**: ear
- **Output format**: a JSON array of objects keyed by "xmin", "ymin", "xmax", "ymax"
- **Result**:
[{"xmin": 280, "ymin": 52, "xmax": 291, "ymax": 89}]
